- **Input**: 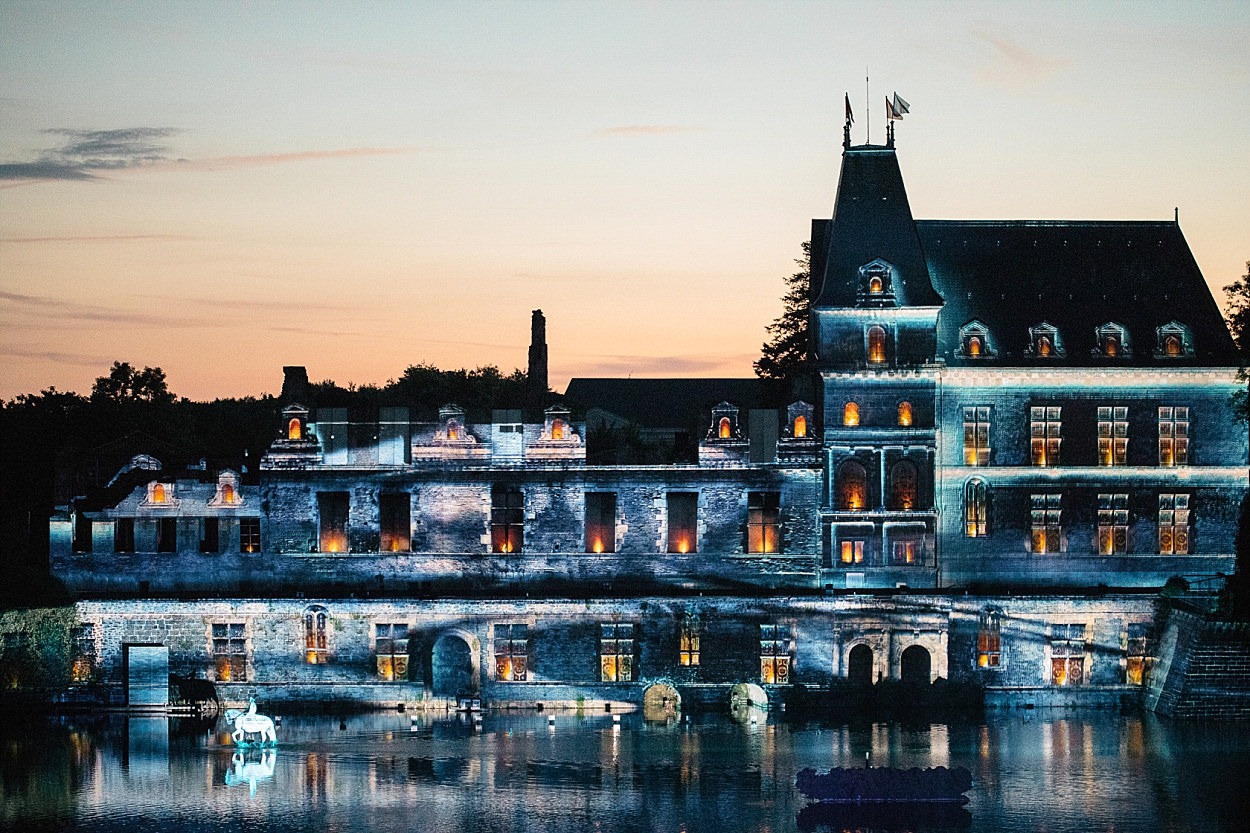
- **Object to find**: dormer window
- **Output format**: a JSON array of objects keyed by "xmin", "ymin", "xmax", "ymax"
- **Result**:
[
  {"xmin": 1025, "ymin": 323, "xmax": 1065, "ymax": 359},
  {"xmin": 707, "ymin": 402, "xmax": 740, "ymax": 440},
  {"xmin": 786, "ymin": 401, "xmax": 814, "ymax": 440},
  {"xmin": 856, "ymin": 259, "xmax": 897, "ymax": 306},
  {"xmin": 438, "ymin": 405, "xmax": 476, "ymax": 444},
  {"xmin": 209, "ymin": 470, "xmax": 243, "ymax": 507},
  {"xmin": 1155, "ymin": 321, "xmax": 1193, "ymax": 359},
  {"xmin": 843, "ymin": 402, "xmax": 860, "ymax": 427},
  {"xmin": 956, "ymin": 320, "xmax": 995, "ymax": 360},
  {"xmin": 869, "ymin": 275, "xmax": 883, "ymax": 294},
  {"xmin": 152, "ymin": 483, "xmax": 167, "ymax": 504},
  {"xmin": 867, "ymin": 326, "xmax": 887, "ymax": 364},
  {"xmin": 793, "ymin": 415, "xmax": 807, "ymax": 438},
  {"xmin": 552, "ymin": 418, "xmax": 565, "ymax": 440},
  {"xmin": 143, "ymin": 480, "xmax": 179, "ymax": 508},
  {"xmin": 718, "ymin": 417, "xmax": 731, "ymax": 439},
  {"xmin": 1094, "ymin": 323, "xmax": 1131, "ymax": 359},
  {"xmin": 288, "ymin": 418, "xmax": 302, "ymax": 440},
  {"xmin": 280, "ymin": 404, "xmax": 310, "ymax": 443},
  {"xmin": 447, "ymin": 419, "xmax": 460, "ymax": 441},
  {"xmin": 543, "ymin": 405, "xmax": 575, "ymax": 442}
]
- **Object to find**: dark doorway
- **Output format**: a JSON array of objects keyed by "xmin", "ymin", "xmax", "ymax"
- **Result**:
[
  {"xmin": 900, "ymin": 644, "xmax": 932, "ymax": 685},
  {"xmin": 848, "ymin": 644, "xmax": 873, "ymax": 686}
]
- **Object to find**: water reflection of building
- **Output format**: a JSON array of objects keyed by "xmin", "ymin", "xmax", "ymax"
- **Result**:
[{"xmin": 47, "ymin": 133, "xmax": 1244, "ymax": 712}]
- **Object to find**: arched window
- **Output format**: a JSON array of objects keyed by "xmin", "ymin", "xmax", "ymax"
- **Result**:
[
  {"xmin": 1103, "ymin": 334, "xmax": 1119, "ymax": 357},
  {"xmin": 552, "ymin": 418, "xmax": 565, "ymax": 440},
  {"xmin": 447, "ymin": 419, "xmax": 460, "ymax": 441},
  {"xmin": 1165, "ymin": 335, "xmax": 1181, "ymax": 356},
  {"xmin": 304, "ymin": 605, "xmax": 328, "ymax": 664},
  {"xmin": 718, "ymin": 417, "xmax": 731, "ymax": 439},
  {"xmin": 221, "ymin": 483, "xmax": 235, "ymax": 505},
  {"xmin": 868, "ymin": 326, "xmax": 886, "ymax": 364},
  {"xmin": 152, "ymin": 483, "xmax": 166, "ymax": 504},
  {"xmin": 837, "ymin": 460, "xmax": 868, "ymax": 511},
  {"xmin": 793, "ymin": 414, "xmax": 807, "ymax": 438},
  {"xmin": 968, "ymin": 336, "xmax": 982, "ymax": 358},
  {"xmin": 843, "ymin": 402, "xmax": 860, "ymax": 427},
  {"xmin": 287, "ymin": 418, "xmax": 301, "ymax": 440},
  {"xmin": 868, "ymin": 275, "xmax": 883, "ymax": 293},
  {"xmin": 898, "ymin": 401, "xmax": 912, "ymax": 427},
  {"xmin": 1038, "ymin": 336, "xmax": 1052, "ymax": 357},
  {"xmin": 965, "ymin": 478, "xmax": 989, "ymax": 537},
  {"xmin": 889, "ymin": 460, "xmax": 918, "ymax": 510}
]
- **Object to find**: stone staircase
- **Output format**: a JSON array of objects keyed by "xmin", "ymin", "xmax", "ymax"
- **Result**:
[{"xmin": 1147, "ymin": 605, "xmax": 1250, "ymax": 720}]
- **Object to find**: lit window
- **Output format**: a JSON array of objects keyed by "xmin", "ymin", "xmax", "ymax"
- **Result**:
[
  {"xmin": 840, "ymin": 540, "xmax": 865, "ymax": 565},
  {"xmin": 1095, "ymin": 323, "xmax": 1130, "ymax": 359},
  {"xmin": 288, "ymin": 418, "xmax": 301, "ymax": 441},
  {"xmin": 70, "ymin": 624, "xmax": 98, "ymax": 683},
  {"xmin": 968, "ymin": 336, "xmax": 983, "ymax": 357},
  {"xmin": 318, "ymin": 492, "xmax": 349, "ymax": 553},
  {"xmin": 380, "ymin": 492, "xmax": 411, "ymax": 553},
  {"xmin": 1125, "ymin": 623, "xmax": 1152, "ymax": 685},
  {"xmin": 600, "ymin": 623, "xmax": 634, "ymax": 682},
  {"xmin": 898, "ymin": 401, "xmax": 912, "ymax": 427},
  {"xmin": 447, "ymin": 419, "xmax": 460, "ymax": 441},
  {"xmin": 667, "ymin": 492, "xmax": 698, "ymax": 553},
  {"xmin": 843, "ymin": 402, "xmax": 860, "ymax": 427},
  {"xmin": 1028, "ymin": 324, "xmax": 1064, "ymax": 359},
  {"xmin": 977, "ymin": 609, "xmax": 1002, "ymax": 669},
  {"xmin": 837, "ymin": 460, "xmax": 868, "ymax": 510},
  {"xmin": 891, "ymin": 540, "xmax": 917, "ymax": 564},
  {"xmin": 962, "ymin": 406, "xmax": 991, "ymax": 466},
  {"xmin": 1165, "ymin": 335, "xmax": 1181, "ymax": 356},
  {"xmin": 494, "ymin": 624, "xmax": 528, "ymax": 681},
  {"xmin": 964, "ymin": 479, "xmax": 989, "ymax": 537},
  {"xmin": 152, "ymin": 483, "xmax": 167, "ymax": 504},
  {"xmin": 221, "ymin": 483, "xmax": 236, "ymax": 505},
  {"xmin": 1038, "ymin": 336, "xmax": 1052, "ymax": 357},
  {"xmin": 793, "ymin": 414, "xmax": 807, "ymax": 438},
  {"xmin": 551, "ymin": 418, "xmax": 565, "ymax": 440},
  {"xmin": 585, "ymin": 492, "xmax": 616, "ymax": 553},
  {"xmin": 1158, "ymin": 494, "xmax": 1190, "ymax": 554},
  {"xmin": 759, "ymin": 624, "xmax": 792, "ymax": 684},
  {"xmin": 375, "ymin": 623, "xmax": 409, "ymax": 681},
  {"xmin": 212, "ymin": 622, "xmax": 247, "ymax": 682},
  {"xmin": 239, "ymin": 517, "xmax": 261, "ymax": 554},
  {"xmin": 718, "ymin": 417, "xmax": 731, "ymax": 439},
  {"xmin": 304, "ymin": 605, "xmax": 328, "ymax": 664},
  {"xmin": 679, "ymin": 614, "xmax": 701, "ymax": 667},
  {"xmin": 747, "ymin": 492, "xmax": 781, "ymax": 553},
  {"xmin": 1050, "ymin": 624, "xmax": 1086, "ymax": 686},
  {"xmin": 958, "ymin": 321, "xmax": 995, "ymax": 359},
  {"xmin": 868, "ymin": 275, "xmax": 883, "ymax": 293},
  {"xmin": 1156, "ymin": 322, "xmax": 1192, "ymax": 358},
  {"xmin": 1096, "ymin": 406, "xmax": 1129, "ymax": 466},
  {"xmin": 491, "ymin": 486, "xmax": 524, "ymax": 553},
  {"xmin": 867, "ymin": 326, "xmax": 886, "ymax": 364},
  {"xmin": 1030, "ymin": 406, "xmax": 1062, "ymax": 466},
  {"xmin": 1097, "ymin": 493, "xmax": 1129, "ymax": 554},
  {"xmin": 1158, "ymin": 407, "xmax": 1189, "ymax": 466},
  {"xmin": 888, "ymin": 461, "xmax": 918, "ymax": 510},
  {"xmin": 1031, "ymin": 493, "xmax": 1062, "ymax": 553}
]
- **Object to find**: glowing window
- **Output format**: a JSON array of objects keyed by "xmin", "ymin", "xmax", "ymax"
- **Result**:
[
  {"xmin": 70, "ymin": 624, "xmax": 98, "ymax": 684},
  {"xmin": 1125, "ymin": 623, "xmax": 1152, "ymax": 685},
  {"xmin": 239, "ymin": 517, "xmax": 261, "ymax": 554},
  {"xmin": 1097, "ymin": 493, "xmax": 1129, "ymax": 554},
  {"xmin": 760, "ymin": 624, "xmax": 792, "ymax": 684},
  {"xmin": 551, "ymin": 418, "xmax": 565, "ymax": 440},
  {"xmin": 585, "ymin": 492, "xmax": 616, "ymax": 553},
  {"xmin": 1030, "ymin": 406, "xmax": 1062, "ymax": 466},
  {"xmin": 888, "ymin": 460, "xmax": 918, "ymax": 510},
  {"xmin": 891, "ymin": 540, "xmax": 917, "ymax": 565},
  {"xmin": 318, "ymin": 492, "xmax": 349, "ymax": 553},
  {"xmin": 1103, "ymin": 334, "xmax": 1119, "ymax": 357},
  {"xmin": 304, "ymin": 605, "xmax": 328, "ymax": 664},
  {"xmin": 968, "ymin": 336, "xmax": 983, "ymax": 358},
  {"xmin": 867, "ymin": 326, "xmax": 886, "ymax": 364},
  {"xmin": 287, "ymin": 418, "xmax": 301, "ymax": 440},
  {"xmin": 718, "ymin": 417, "xmax": 731, "ymax": 439},
  {"xmin": 152, "ymin": 483, "xmax": 167, "ymax": 504},
  {"xmin": 1165, "ymin": 335, "xmax": 1181, "ymax": 356},
  {"xmin": 600, "ymin": 623, "xmax": 635, "ymax": 682},
  {"xmin": 211, "ymin": 622, "xmax": 247, "ymax": 682},
  {"xmin": 679, "ymin": 614, "xmax": 701, "ymax": 667},
  {"xmin": 491, "ymin": 486, "xmax": 524, "ymax": 554},
  {"xmin": 1158, "ymin": 407, "xmax": 1189, "ymax": 466},
  {"xmin": 868, "ymin": 275, "xmax": 883, "ymax": 293},
  {"xmin": 843, "ymin": 402, "xmax": 860, "ymax": 427},
  {"xmin": 840, "ymin": 540, "xmax": 865, "ymax": 564},
  {"xmin": 1097, "ymin": 407, "xmax": 1129, "ymax": 466},
  {"xmin": 380, "ymin": 492, "xmax": 411, "ymax": 552},
  {"xmin": 1158, "ymin": 494, "xmax": 1190, "ymax": 554},
  {"xmin": 977, "ymin": 610, "xmax": 1001, "ymax": 669},
  {"xmin": 447, "ymin": 419, "xmax": 460, "ymax": 441},
  {"xmin": 1030, "ymin": 493, "xmax": 1062, "ymax": 553},
  {"xmin": 1050, "ymin": 624, "xmax": 1086, "ymax": 686},
  {"xmin": 494, "ymin": 623, "xmax": 528, "ymax": 681},
  {"xmin": 837, "ymin": 460, "xmax": 868, "ymax": 510},
  {"xmin": 375, "ymin": 622, "xmax": 409, "ymax": 681},
  {"xmin": 747, "ymin": 492, "xmax": 781, "ymax": 553},
  {"xmin": 793, "ymin": 414, "xmax": 807, "ymax": 438},
  {"xmin": 221, "ymin": 483, "xmax": 236, "ymax": 505},
  {"xmin": 667, "ymin": 492, "xmax": 698, "ymax": 553},
  {"xmin": 963, "ymin": 406, "xmax": 991, "ymax": 466},
  {"xmin": 964, "ymin": 479, "xmax": 989, "ymax": 537},
  {"xmin": 1038, "ymin": 336, "xmax": 1053, "ymax": 357},
  {"xmin": 898, "ymin": 401, "xmax": 912, "ymax": 427}
]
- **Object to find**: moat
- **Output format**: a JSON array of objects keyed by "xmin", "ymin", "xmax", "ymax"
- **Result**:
[{"xmin": 4, "ymin": 709, "xmax": 1247, "ymax": 832}]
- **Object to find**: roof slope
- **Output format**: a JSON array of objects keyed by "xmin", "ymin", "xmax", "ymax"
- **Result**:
[{"xmin": 564, "ymin": 378, "xmax": 767, "ymax": 430}]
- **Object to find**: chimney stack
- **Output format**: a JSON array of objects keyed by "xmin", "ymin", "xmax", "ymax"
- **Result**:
[{"xmin": 525, "ymin": 310, "xmax": 549, "ymax": 420}]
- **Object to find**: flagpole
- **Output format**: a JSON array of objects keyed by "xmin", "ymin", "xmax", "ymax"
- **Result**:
[{"xmin": 865, "ymin": 70, "xmax": 869, "ymax": 144}]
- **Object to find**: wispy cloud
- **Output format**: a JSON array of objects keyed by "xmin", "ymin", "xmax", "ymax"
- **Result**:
[
  {"xmin": 0, "ymin": 127, "xmax": 181, "ymax": 181},
  {"xmin": 169, "ymin": 146, "xmax": 413, "ymax": 172},
  {"xmin": 0, "ymin": 345, "xmax": 113, "ymax": 368},
  {"xmin": 974, "ymin": 30, "xmax": 1070, "ymax": 89},
  {"xmin": 0, "ymin": 291, "xmax": 203, "ymax": 327},
  {"xmin": 593, "ymin": 125, "xmax": 703, "ymax": 138}
]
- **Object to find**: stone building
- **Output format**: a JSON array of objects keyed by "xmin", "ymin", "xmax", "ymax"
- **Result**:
[{"xmin": 45, "ymin": 133, "xmax": 1245, "ymax": 712}]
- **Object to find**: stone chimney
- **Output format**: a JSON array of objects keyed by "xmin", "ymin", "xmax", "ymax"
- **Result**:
[
  {"xmin": 525, "ymin": 310, "xmax": 549, "ymax": 420},
  {"xmin": 280, "ymin": 366, "xmax": 310, "ymax": 405}
]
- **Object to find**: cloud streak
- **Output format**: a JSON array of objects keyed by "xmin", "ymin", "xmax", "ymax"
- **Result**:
[
  {"xmin": 0, "ymin": 127, "xmax": 181, "ymax": 181},
  {"xmin": 168, "ymin": 146, "xmax": 413, "ymax": 172},
  {"xmin": 974, "ymin": 30, "xmax": 1070, "ymax": 89}
]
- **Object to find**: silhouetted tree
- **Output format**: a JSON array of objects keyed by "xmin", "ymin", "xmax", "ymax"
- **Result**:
[
  {"xmin": 755, "ymin": 241, "xmax": 812, "ymax": 384},
  {"xmin": 90, "ymin": 361, "xmax": 175, "ymax": 406}
]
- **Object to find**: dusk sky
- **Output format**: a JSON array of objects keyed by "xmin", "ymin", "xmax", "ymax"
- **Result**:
[{"xmin": 2, "ymin": 1, "xmax": 1247, "ymax": 402}]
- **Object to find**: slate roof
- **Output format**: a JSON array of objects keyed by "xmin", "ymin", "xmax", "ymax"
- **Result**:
[
  {"xmin": 918, "ymin": 220, "xmax": 1238, "ymax": 367},
  {"xmin": 563, "ymin": 378, "xmax": 768, "ymax": 431}
]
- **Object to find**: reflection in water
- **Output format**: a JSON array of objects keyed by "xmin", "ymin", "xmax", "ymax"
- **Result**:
[{"xmin": 1, "ymin": 710, "xmax": 1248, "ymax": 832}]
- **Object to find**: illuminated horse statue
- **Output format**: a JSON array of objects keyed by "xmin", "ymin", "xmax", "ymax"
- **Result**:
[
  {"xmin": 225, "ymin": 698, "xmax": 277, "ymax": 746},
  {"xmin": 224, "ymin": 749, "xmax": 276, "ymax": 796}
]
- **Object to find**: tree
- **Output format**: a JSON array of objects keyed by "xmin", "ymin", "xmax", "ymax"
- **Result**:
[
  {"xmin": 755, "ymin": 241, "xmax": 812, "ymax": 384},
  {"xmin": 1224, "ymin": 262, "xmax": 1250, "ymax": 425},
  {"xmin": 90, "ymin": 361, "xmax": 175, "ymax": 406}
]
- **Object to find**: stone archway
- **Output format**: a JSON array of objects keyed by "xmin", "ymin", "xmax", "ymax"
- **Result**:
[
  {"xmin": 643, "ymin": 683, "xmax": 681, "ymax": 722},
  {"xmin": 431, "ymin": 630, "xmax": 479, "ymax": 698},
  {"xmin": 847, "ymin": 643, "xmax": 874, "ymax": 686},
  {"xmin": 900, "ymin": 644, "xmax": 932, "ymax": 685}
]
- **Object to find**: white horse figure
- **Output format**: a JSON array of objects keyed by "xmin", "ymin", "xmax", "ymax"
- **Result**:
[
  {"xmin": 225, "ymin": 698, "xmax": 277, "ymax": 746},
  {"xmin": 224, "ymin": 749, "xmax": 276, "ymax": 796}
]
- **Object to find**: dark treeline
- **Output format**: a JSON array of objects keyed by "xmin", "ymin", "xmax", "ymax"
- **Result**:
[{"xmin": 0, "ymin": 361, "xmax": 526, "ymax": 598}]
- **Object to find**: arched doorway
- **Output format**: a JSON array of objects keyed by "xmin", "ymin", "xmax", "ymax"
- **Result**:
[
  {"xmin": 900, "ymin": 644, "xmax": 931, "ymax": 685},
  {"xmin": 847, "ymin": 644, "xmax": 873, "ymax": 686},
  {"xmin": 643, "ymin": 683, "xmax": 681, "ymax": 722},
  {"xmin": 431, "ymin": 632, "xmax": 479, "ymax": 698}
]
